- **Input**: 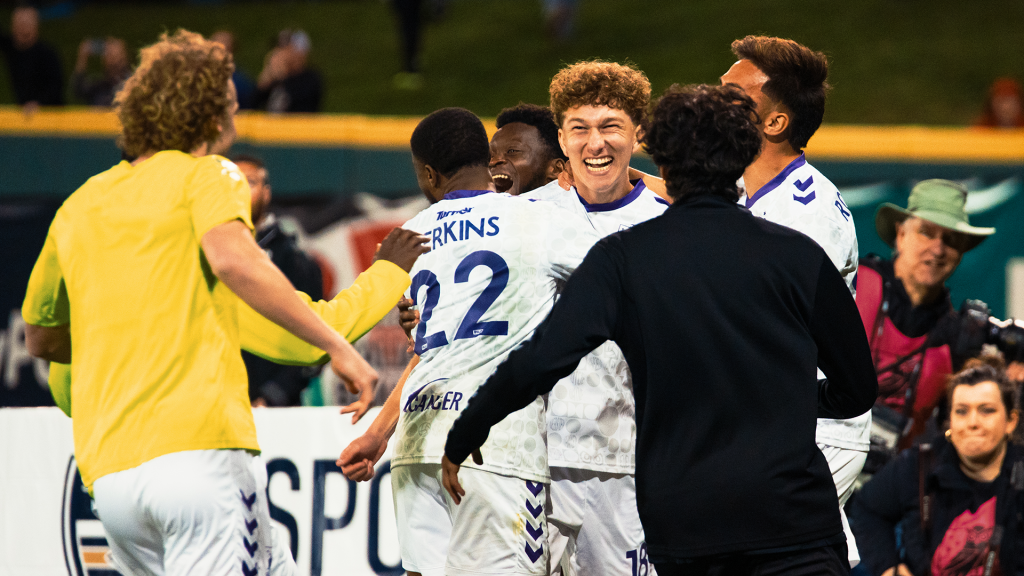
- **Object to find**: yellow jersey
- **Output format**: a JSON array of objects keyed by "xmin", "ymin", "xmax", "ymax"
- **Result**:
[
  {"xmin": 23, "ymin": 150, "xmax": 258, "ymax": 489},
  {"xmin": 47, "ymin": 259, "xmax": 412, "ymax": 417}
]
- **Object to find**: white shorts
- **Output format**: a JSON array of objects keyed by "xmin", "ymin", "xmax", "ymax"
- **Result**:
[
  {"xmin": 818, "ymin": 442, "xmax": 868, "ymax": 567},
  {"xmin": 391, "ymin": 463, "xmax": 549, "ymax": 576},
  {"xmin": 547, "ymin": 466, "xmax": 653, "ymax": 576},
  {"xmin": 92, "ymin": 449, "xmax": 297, "ymax": 576}
]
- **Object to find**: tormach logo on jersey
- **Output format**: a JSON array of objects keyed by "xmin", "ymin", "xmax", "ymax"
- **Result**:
[
  {"xmin": 403, "ymin": 378, "xmax": 463, "ymax": 413},
  {"xmin": 436, "ymin": 207, "xmax": 473, "ymax": 220},
  {"xmin": 61, "ymin": 457, "xmax": 121, "ymax": 576}
]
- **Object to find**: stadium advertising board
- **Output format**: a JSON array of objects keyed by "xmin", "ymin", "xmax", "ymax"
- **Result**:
[{"xmin": 0, "ymin": 407, "xmax": 403, "ymax": 576}]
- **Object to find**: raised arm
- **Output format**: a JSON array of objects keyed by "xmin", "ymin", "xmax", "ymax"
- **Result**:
[
  {"xmin": 201, "ymin": 220, "xmax": 377, "ymax": 395},
  {"xmin": 811, "ymin": 255, "xmax": 878, "ymax": 419},
  {"xmin": 239, "ymin": 227, "xmax": 428, "ymax": 366}
]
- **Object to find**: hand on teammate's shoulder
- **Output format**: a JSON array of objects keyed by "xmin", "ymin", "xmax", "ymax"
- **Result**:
[{"xmin": 373, "ymin": 227, "xmax": 431, "ymax": 273}]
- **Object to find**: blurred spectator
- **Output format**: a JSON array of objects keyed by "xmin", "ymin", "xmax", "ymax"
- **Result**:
[
  {"xmin": 210, "ymin": 30, "xmax": 256, "ymax": 110},
  {"xmin": 543, "ymin": 0, "xmax": 580, "ymax": 42},
  {"xmin": 0, "ymin": 6, "xmax": 63, "ymax": 109},
  {"xmin": 71, "ymin": 37, "xmax": 131, "ymax": 107},
  {"xmin": 391, "ymin": 0, "xmax": 423, "ymax": 90},
  {"xmin": 850, "ymin": 356, "xmax": 1023, "ymax": 576},
  {"xmin": 858, "ymin": 180, "xmax": 998, "ymax": 472},
  {"xmin": 255, "ymin": 29, "xmax": 323, "ymax": 113},
  {"xmin": 233, "ymin": 155, "xmax": 325, "ymax": 407},
  {"xmin": 390, "ymin": 0, "xmax": 445, "ymax": 90},
  {"xmin": 974, "ymin": 77, "xmax": 1024, "ymax": 129}
]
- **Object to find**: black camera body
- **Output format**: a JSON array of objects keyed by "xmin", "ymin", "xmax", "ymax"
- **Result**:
[
  {"xmin": 953, "ymin": 300, "xmax": 1024, "ymax": 364},
  {"xmin": 863, "ymin": 299, "xmax": 1024, "ymax": 476}
]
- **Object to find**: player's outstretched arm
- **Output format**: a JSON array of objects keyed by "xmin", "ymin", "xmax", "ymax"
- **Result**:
[
  {"xmin": 239, "ymin": 227, "xmax": 429, "ymax": 366},
  {"xmin": 201, "ymin": 219, "xmax": 377, "ymax": 395},
  {"xmin": 626, "ymin": 166, "xmax": 670, "ymax": 203},
  {"xmin": 444, "ymin": 238, "xmax": 626, "ymax": 486},
  {"xmin": 338, "ymin": 354, "xmax": 420, "ymax": 479},
  {"xmin": 25, "ymin": 324, "xmax": 70, "ymax": 364}
]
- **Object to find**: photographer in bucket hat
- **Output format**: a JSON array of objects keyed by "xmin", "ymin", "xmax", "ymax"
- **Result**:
[{"xmin": 855, "ymin": 179, "xmax": 1003, "ymax": 469}]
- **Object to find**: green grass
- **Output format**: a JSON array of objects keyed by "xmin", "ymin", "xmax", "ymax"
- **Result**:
[{"xmin": 4, "ymin": 0, "xmax": 1023, "ymax": 125}]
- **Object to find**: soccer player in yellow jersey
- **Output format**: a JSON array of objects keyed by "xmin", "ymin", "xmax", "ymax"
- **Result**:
[{"xmin": 21, "ymin": 30, "xmax": 414, "ymax": 576}]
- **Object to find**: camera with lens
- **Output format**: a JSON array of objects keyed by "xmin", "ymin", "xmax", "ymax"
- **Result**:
[
  {"xmin": 863, "ymin": 300, "xmax": 1024, "ymax": 476},
  {"xmin": 952, "ymin": 299, "xmax": 1024, "ymax": 363}
]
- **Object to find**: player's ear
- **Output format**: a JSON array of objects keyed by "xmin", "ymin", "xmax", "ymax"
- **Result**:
[
  {"xmin": 546, "ymin": 158, "xmax": 566, "ymax": 181},
  {"xmin": 424, "ymin": 164, "xmax": 440, "ymax": 188},
  {"xmin": 763, "ymin": 109, "xmax": 790, "ymax": 139},
  {"xmin": 632, "ymin": 124, "xmax": 643, "ymax": 153}
]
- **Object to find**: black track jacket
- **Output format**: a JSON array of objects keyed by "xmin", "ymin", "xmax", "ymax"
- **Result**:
[{"xmin": 444, "ymin": 193, "xmax": 877, "ymax": 561}]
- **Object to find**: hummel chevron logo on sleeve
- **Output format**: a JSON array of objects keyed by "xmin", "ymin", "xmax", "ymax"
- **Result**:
[
  {"xmin": 795, "ymin": 176, "xmax": 813, "ymax": 191},
  {"xmin": 793, "ymin": 191, "xmax": 816, "ymax": 205},
  {"xmin": 241, "ymin": 560, "xmax": 258, "ymax": 576},
  {"xmin": 245, "ymin": 518, "xmax": 258, "ymax": 535}
]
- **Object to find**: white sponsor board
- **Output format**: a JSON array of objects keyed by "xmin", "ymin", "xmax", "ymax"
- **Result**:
[{"xmin": 0, "ymin": 407, "xmax": 401, "ymax": 576}]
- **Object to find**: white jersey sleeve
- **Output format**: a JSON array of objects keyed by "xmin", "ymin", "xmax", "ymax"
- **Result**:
[
  {"xmin": 392, "ymin": 191, "xmax": 600, "ymax": 482},
  {"xmin": 740, "ymin": 155, "xmax": 870, "ymax": 451}
]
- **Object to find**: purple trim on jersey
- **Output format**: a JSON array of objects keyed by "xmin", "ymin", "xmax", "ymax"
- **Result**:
[
  {"xmin": 443, "ymin": 189, "xmax": 492, "ymax": 201},
  {"xmin": 654, "ymin": 196, "xmax": 670, "ymax": 206},
  {"xmin": 743, "ymin": 153, "xmax": 807, "ymax": 209},
  {"xmin": 576, "ymin": 180, "xmax": 648, "ymax": 212}
]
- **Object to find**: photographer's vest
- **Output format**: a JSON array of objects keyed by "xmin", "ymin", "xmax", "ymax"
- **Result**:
[{"xmin": 855, "ymin": 265, "xmax": 953, "ymax": 424}]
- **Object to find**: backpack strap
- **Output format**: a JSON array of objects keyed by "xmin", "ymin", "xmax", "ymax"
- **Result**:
[{"xmin": 919, "ymin": 443, "xmax": 934, "ymax": 535}]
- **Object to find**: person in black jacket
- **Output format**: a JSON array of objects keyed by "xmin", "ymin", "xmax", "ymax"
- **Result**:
[
  {"xmin": 233, "ymin": 155, "xmax": 325, "ymax": 406},
  {"xmin": 0, "ymin": 6, "xmax": 63, "ymax": 108},
  {"xmin": 850, "ymin": 356, "xmax": 1023, "ymax": 576},
  {"xmin": 440, "ymin": 83, "xmax": 877, "ymax": 576}
]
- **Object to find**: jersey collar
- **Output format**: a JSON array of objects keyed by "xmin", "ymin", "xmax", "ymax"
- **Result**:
[
  {"xmin": 742, "ymin": 153, "xmax": 806, "ymax": 209},
  {"xmin": 443, "ymin": 189, "xmax": 492, "ymax": 201},
  {"xmin": 576, "ymin": 180, "xmax": 647, "ymax": 213}
]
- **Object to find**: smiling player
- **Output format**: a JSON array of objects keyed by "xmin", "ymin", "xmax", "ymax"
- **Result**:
[
  {"xmin": 488, "ymin": 103, "xmax": 567, "ymax": 196},
  {"xmin": 342, "ymin": 107, "xmax": 600, "ymax": 576},
  {"xmin": 522, "ymin": 60, "xmax": 666, "ymax": 576}
]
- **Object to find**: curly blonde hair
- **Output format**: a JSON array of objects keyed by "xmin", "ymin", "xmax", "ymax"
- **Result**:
[
  {"xmin": 549, "ymin": 60, "xmax": 651, "ymax": 127},
  {"xmin": 115, "ymin": 30, "xmax": 234, "ymax": 158}
]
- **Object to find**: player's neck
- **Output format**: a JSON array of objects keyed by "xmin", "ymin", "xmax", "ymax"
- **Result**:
[
  {"xmin": 575, "ymin": 173, "xmax": 634, "ymax": 205},
  {"xmin": 742, "ymin": 143, "xmax": 801, "ymax": 199},
  {"xmin": 440, "ymin": 167, "xmax": 496, "ymax": 198}
]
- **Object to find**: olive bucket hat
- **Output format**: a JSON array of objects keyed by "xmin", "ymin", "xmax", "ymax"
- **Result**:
[{"xmin": 875, "ymin": 179, "xmax": 995, "ymax": 252}]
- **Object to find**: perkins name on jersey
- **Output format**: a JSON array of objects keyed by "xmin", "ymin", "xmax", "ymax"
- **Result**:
[{"xmin": 429, "ymin": 216, "xmax": 500, "ymax": 250}]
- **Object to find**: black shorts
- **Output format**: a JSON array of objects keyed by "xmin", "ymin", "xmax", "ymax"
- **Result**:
[{"xmin": 654, "ymin": 543, "xmax": 849, "ymax": 576}]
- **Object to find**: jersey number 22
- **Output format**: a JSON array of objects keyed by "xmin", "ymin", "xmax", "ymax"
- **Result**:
[{"xmin": 410, "ymin": 250, "xmax": 510, "ymax": 355}]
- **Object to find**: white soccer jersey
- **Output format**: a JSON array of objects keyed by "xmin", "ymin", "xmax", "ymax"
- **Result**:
[
  {"xmin": 525, "ymin": 180, "xmax": 669, "ymax": 473},
  {"xmin": 739, "ymin": 154, "xmax": 870, "ymax": 451},
  {"xmin": 392, "ymin": 190, "xmax": 601, "ymax": 482}
]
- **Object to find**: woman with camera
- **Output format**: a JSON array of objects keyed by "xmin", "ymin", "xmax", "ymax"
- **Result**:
[{"xmin": 850, "ymin": 356, "xmax": 1024, "ymax": 575}]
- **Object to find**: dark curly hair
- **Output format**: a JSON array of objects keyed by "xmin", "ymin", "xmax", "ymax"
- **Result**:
[
  {"xmin": 731, "ymin": 35, "xmax": 829, "ymax": 150},
  {"xmin": 643, "ymin": 84, "xmax": 762, "ymax": 202},
  {"xmin": 549, "ymin": 60, "xmax": 651, "ymax": 128},
  {"xmin": 115, "ymin": 29, "xmax": 235, "ymax": 159},
  {"xmin": 410, "ymin": 107, "xmax": 490, "ymax": 178},
  {"xmin": 496, "ymin": 103, "xmax": 567, "ymax": 161}
]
